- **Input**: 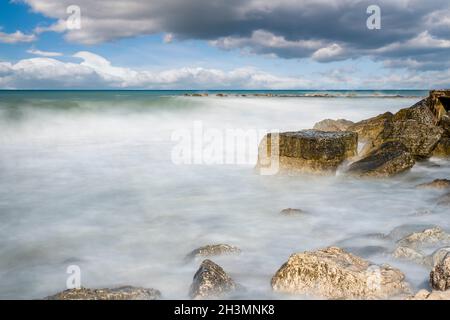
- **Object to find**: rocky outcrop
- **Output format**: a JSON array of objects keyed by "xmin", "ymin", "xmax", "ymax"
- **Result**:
[
  {"xmin": 45, "ymin": 286, "xmax": 161, "ymax": 300},
  {"xmin": 189, "ymin": 260, "xmax": 236, "ymax": 299},
  {"xmin": 348, "ymin": 112, "xmax": 394, "ymax": 143},
  {"xmin": 271, "ymin": 247, "xmax": 410, "ymax": 299},
  {"xmin": 416, "ymin": 179, "xmax": 450, "ymax": 189},
  {"xmin": 429, "ymin": 247, "xmax": 450, "ymax": 267},
  {"xmin": 313, "ymin": 119, "xmax": 354, "ymax": 132},
  {"xmin": 430, "ymin": 253, "xmax": 450, "ymax": 291},
  {"xmin": 279, "ymin": 208, "xmax": 307, "ymax": 216},
  {"xmin": 407, "ymin": 289, "xmax": 450, "ymax": 300},
  {"xmin": 185, "ymin": 244, "xmax": 241, "ymax": 261},
  {"xmin": 397, "ymin": 227, "xmax": 450, "ymax": 249},
  {"xmin": 256, "ymin": 130, "xmax": 358, "ymax": 174},
  {"xmin": 347, "ymin": 141, "xmax": 415, "ymax": 177}
]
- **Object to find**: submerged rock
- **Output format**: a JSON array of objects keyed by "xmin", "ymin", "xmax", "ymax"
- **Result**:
[
  {"xmin": 279, "ymin": 208, "xmax": 307, "ymax": 216},
  {"xmin": 189, "ymin": 259, "xmax": 236, "ymax": 299},
  {"xmin": 416, "ymin": 179, "xmax": 450, "ymax": 189},
  {"xmin": 437, "ymin": 192, "xmax": 450, "ymax": 206},
  {"xmin": 313, "ymin": 119, "xmax": 354, "ymax": 132},
  {"xmin": 256, "ymin": 130, "xmax": 358, "ymax": 175},
  {"xmin": 407, "ymin": 289, "xmax": 450, "ymax": 300},
  {"xmin": 347, "ymin": 141, "xmax": 415, "ymax": 177},
  {"xmin": 271, "ymin": 247, "xmax": 410, "ymax": 299},
  {"xmin": 397, "ymin": 227, "xmax": 450, "ymax": 249},
  {"xmin": 430, "ymin": 253, "xmax": 450, "ymax": 291},
  {"xmin": 185, "ymin": 244, "xmax": 241, "ymax": 261},
  {"xmin": 45, "ymin": 286, "xmax": 161, "ymax": 300},
  {"xmin": 392, "ymin": 246, "xmax": 426, "ymax": 265}
]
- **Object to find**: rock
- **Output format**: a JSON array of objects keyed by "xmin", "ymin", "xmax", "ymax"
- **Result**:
[
  {"xmin": 437, "ymin": 192, "xmax": 450, "ymax": 206},
  {"xmin": 45, "ymin": 286, "xmax": 161, "ymax": 300},
  {"xmin": 271, "ymin": 247, "xmax": 410, "ymax": 299},
  {"xmin": 279, "ymin": 208, "xmax": 307, "ymax": 216},
  {"xmin": 385, "ymin": 224, "xmax": 437, "ymax": 241},
  {"xmin": 430, "ymin": 253, "xmax": 450, "ymax": 291},
  {"xmin": 347, "ymin": 141, "xmax": 415, "ymax": 177},
  {"xmin": 407, "ymin": 289, "xmax": 450, "ymax": 300},
  {"xmin": 348, "ymin": 112, "xmax": 394, "ymax": 143},
  {"xmin": 432, "ymin": 137, "xmax": 450, "ymax": 157},
  {"xmin": 416, "ymin": 179, "xmax": 450, "ymax": 189},
  {"xmin": 392, "ymin": 246, "xmax": 426, "ymax": 265},
  {"xmin": 256, "ymin": 130, "xmax": 358, "ymax": 174},
  {"xmin": 313, "ymin": 119, "xmax": 354, "ymax": 132},
  {"xmin": 189, "ymin": 259, "xmax": 236, "ymax": 299},
  {"xmin": 428, "ymin": 247, "xmax": 450, "ymax": 267},
  {"xmin": 397, "ymin": 227, "xmax": 450, "ymax": 249},
  {"xmin": 185, "ymin": 244, "xmax": 241, "ymax": 261}
]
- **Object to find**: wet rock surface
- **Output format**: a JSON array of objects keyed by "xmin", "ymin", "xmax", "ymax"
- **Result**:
[
  {"xmin": 257, "ymin": 130, "xmax": 358, "ymax": 174},
  {"xmin": 189, "ymin": 259, "xmax": 237, "ymax": 299},
  {"xmin": 185, "ymin": 244, "xmax": 241, "ymax": 261},
  {"xmin": 45, "ymin": 286, "xmax": 161, "ymax": 300},
  {"xmin": 347, "ymin": 141, "xmax": 415, "ymax": 177},
  {"xmin": 271, "ymin": 247, "xmax": 410, "ymax": 299}
]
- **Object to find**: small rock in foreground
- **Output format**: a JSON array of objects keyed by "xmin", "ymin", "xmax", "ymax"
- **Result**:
[
  {"xmin": 45, "ymin": 286, "xmax": 161, "ymax": 300},
  {"xmin": 189, "ymin": 259, "xmax": 236, "ymax": 299}
]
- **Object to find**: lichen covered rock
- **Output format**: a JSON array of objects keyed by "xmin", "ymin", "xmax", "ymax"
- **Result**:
[{"xmin": 271, "ymin": 247, "xmax": 410, "ymax": 299}]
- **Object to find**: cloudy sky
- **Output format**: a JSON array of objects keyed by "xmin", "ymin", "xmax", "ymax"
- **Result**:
[{"xmin": 0, "ymin": 0, "xmax": 449, "ymax": 89}]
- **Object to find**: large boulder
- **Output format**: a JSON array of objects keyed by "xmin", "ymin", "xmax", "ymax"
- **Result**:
[
  {"xmin": 256, "ymin": 130, "xmax": 358, "ymax": 174},
  {"xmin": 185, "ymin": 244, "xmax": 241, "ymax": 261},
  {"xmin": 430, "ymin": 253, "xmax": 450, "ymax": 291},
  {"xmin": 189, "ymin": 259, "xmax": 236, "ymax": 299},
  {"xmin": 271, "ymin": 247, "xmax": 410, "ymax": 299},
  {"xmin": 45, "ymin": 286, "xmax": 161, "ymax": 300},
  {"xmin": 313, "ymin": 119, "xmax": 354, "ymax": 132},
  {"xmin": 347, "ymin": 141, "xmax": 415, "ymax": 177}
]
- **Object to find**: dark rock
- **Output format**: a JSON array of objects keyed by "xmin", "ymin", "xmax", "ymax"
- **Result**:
[
  {"xmin": 430, "ymin": 253, "xmax": 450, "ymax": 291},
  {"xmin": 347, "ymin": 141, "xmax": 415, "ymax": 177},
  {"xmin": 256, "ymin": 130, "xmax": 358, "ymax": 174},
  {"xmin": 189, "ymin": 260, "xmax": 236, "ymax": 299},
  {"xmin": 416, "ymin": 179, "xmax": 450, "ymax": 189},
  {"xmin": 313, "ymin": 119, "xmax": 354, "ymax": 132},
  {"xmin": 45, "ymin": 286, "xmax": 161, "ymax": 300},
  {"xmin": 185, "ymin": 244, "xmax": 241, "ymax": 261}
]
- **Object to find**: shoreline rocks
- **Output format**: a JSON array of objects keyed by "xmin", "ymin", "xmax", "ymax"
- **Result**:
[
  {"xmin": 185, "ymin": 244, "xmax": 241, "ymax": 261},
  {"xmin": 256, "ymin": 130, "xmax": 357, "ymax": 174},
  {"xmin": 189, "ymin": 260, "xmax": 237, "ymax": 299},
  {"xmin": 45, "ymin": 286, "xmax": 161, "ymax": 300},
  {"xmin": 347, "ymin": 141, "xmax": 415, "ymax": 177},
  {"xmin": 430, "ymin": 253, "xmax": 450, "ymax": 291},
  {"xmin": 271, "ymin": 247, "xmax": 410, "ymax": 299}
]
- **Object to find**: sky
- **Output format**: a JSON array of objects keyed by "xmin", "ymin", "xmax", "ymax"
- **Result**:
[{"xmin": 0, "ymin": 0, "xmax": 449, "ymax": 89}]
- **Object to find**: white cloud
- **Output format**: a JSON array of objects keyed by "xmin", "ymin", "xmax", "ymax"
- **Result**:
[
  {"xmin": 27, "ymin": 48, "xmax": 63, "ymax": 57},
  {"xmin": 0, "ymin": 30, "xmax": 36, "ymax": 43},
  {"xmin": 312, "ymin": 44, "xmax": 345, "ymax": 62}
]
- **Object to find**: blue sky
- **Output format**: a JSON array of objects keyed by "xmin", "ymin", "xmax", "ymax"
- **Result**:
[{"xmin": 0, "ymin": 0, "xmax": 449, "ymax": 89}]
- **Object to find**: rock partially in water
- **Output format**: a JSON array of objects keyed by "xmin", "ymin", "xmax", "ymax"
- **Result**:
[
  {"xmin": 428, "ymin": 247, "xmax": 450, "ymax": 267},
  {"xmin": 407, "ymin": 289, "xmax": 450, "ymax": 300},
  {"xmin": 45, "ymin": 286, "xmax": 161, "ymax": 300},
  {"xmin": 348, "ymin": 112, "xmax": 393, "ymax": 143},
  {"xmin": 416, "ymin": 179, "xmax": 450, "ymax": 189},
  {"xmin": 185, "ymin": 244, "xmax": 241, "ymax": 261},
  {"xmin": 256, "ymin": 130, "xmax": 358, "ymax": 175},
  {"xmin": 271, "ymin": 247, "xmax": 410, "ymax": 299},
  {"xmin": 397, "ymin": 227, "xmax": 450, "ymax": 249},
  {"xmin": 385, "ymin": 224, "xmax": 437, "ymax": 241},
  {"xmin": 347, "ymin": 141, "xmax": 415, "ymax": 177},
  {"xmin": 189, "ymin": 259, "xmax": 237, "ymax": 299},
  {"xmin": 392, "ymin": 246, "xmax": 426, "ymax": 265},
  {"xmin": 437, "ymin": 192, "xmax": 450, "ymax": 206},
  {"xmin": 313, "ymin": 119, "xmax": 354, "ymax": 132},
  {"xmin": 279, "ymin": 208, "xmax": 308, "ymax": 216},
  {"xmin": 430, "ymin": 253, "xmax": 450, "ymax": 291}
]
